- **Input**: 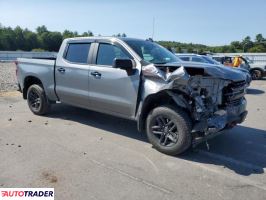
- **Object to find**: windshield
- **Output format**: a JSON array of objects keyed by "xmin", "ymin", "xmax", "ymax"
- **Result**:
[{"xmin": 123, "ymin": 39, "xmax": 181, "ymax": 64}]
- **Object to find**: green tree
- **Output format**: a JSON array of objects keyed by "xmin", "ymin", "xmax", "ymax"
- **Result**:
[
  {"xmin": 230, "ymin": 41, "xmax": 242, "ymax": 51},
  {"xmin": 73, "ymin": 31, "xmax": 78, "ymax": 37},
  {"xmin": 62, "ymin": 30, "xmax": 75, "ymax": 39},
  {"xmin": 41, "ymin": 32, "xmax": 63, "ymax": 51},
  {"xmin": 88, "ymin": 31, "xmax": 93, "ymax": 36},
  {"xmin": 81, "ymin": 32, "xmax": 89, "ymax": 37},
  {"xmin": 1, "ymin": 23, "xmax": 266, "ymax": 53},
  {"xmin": 242, "ymin": 36, "xmax": 253, "ymax": 52},
  {"xmin": 36, "ymin": 25, "xmax": 48, "ymax": 35},
  {"xmin": 81, "ymin": 31, "xmax": 94, "ymax": 37},
  {"xmin": 0, "ymin": 27, "xmax": 17, "ymax": 50},
  {"xmin": 255, "ymin": 34, "xmax": 264, "ymax": 43},
  {"xmin": 248, "ymin": 44, "xmax": 266, "ymax": 53},
  {"xmin": 23, "ymin": 29, "xmax": 38, "ymax": 51},
  {"xmin": 14, "ymin": 26, "xmax": 26, "ymax": 50}
]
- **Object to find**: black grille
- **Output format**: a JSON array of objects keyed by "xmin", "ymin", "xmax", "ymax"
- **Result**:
[{"xmin": 223, "ymin": 80, "xmax": 246, "ymax": 105}]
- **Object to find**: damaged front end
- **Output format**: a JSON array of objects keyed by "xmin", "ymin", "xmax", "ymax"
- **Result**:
[{"xmin": 142, "ymin": 63, "xmax": 248, "ymax": 146}]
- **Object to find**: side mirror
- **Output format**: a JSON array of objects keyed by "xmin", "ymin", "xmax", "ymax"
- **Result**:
[{"xmin": 113, "ymin": 58, "xmax": 135, "ymax": 70}]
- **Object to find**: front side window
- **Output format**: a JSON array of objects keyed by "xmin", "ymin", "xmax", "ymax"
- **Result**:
[
  {"xmin": 65, "ymin": 43, "xmax": 91, "ymax": 64},
  {"xmin": 96, "ymin": 43, "xmax": 130, "ymax": 66}
]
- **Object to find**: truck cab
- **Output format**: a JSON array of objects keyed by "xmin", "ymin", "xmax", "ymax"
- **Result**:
[{"xmin": 55, "ymin": 37, "xmax": 142, "ymax": 119}]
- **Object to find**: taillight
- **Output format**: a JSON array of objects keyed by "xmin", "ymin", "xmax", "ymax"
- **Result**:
[{"xmin": 15, "ymin": 61, "xmax": 18, "ymax": 77}]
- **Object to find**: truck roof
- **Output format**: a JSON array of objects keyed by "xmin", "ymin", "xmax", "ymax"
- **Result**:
[{"xmin": 65, "ymin": 36, "xmax": 144, "ymax": 42}]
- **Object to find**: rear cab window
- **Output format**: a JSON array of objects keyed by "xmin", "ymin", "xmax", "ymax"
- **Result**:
[{"xmin": 65, "ymin": 43, "xmax": 91, "ymax": 64}]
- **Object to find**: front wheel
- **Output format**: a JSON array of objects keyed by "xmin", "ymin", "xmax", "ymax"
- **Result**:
[
  {"xmin": 146, "ymin": 105, "xmax": 192, "ymax": 155},
  {"xmin": 27, "ymin": 84, "xmax": 50, "ymax": 115}
]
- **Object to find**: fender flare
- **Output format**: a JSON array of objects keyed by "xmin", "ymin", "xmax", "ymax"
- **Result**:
[{"xmin": 136, "ymin": 90, "xmax": 190, "ymax": 132}]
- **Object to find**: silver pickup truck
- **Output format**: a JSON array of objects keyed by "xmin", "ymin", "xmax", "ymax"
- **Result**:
[{"xmin": 17, "ymin": 37, "xmax": 248, "ymax": 155}]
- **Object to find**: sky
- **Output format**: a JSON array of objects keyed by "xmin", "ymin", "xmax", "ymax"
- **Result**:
[{"xmin": 0, "ymin": 0, "xmax": 266, "ymax": 46}]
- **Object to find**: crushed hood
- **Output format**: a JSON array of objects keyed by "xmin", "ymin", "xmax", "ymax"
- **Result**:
[{"xmin": 144, "ymin": 62, "xmax": 247, "ymax": 82}]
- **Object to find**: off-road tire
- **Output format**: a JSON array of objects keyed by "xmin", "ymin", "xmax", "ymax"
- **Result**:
[
  {"xmin": 146, "ymin": 105, "xmax": 192, "ymax": 155},
  {"xmin": 27, "ymin": 84, "xmax": 50, "ymax": 115}
]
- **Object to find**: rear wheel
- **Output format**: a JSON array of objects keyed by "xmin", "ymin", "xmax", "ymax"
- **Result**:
[
  {"xmin": 146, "ymin": 105, "xmax": 192, "ymax": 155},
  {"xmin": 251, "ymin": 69, "xmax": 263, "ymax": 80},
  {"xmin": 27, "ymin": 84, "xmax": 50, "ymax": 115}
]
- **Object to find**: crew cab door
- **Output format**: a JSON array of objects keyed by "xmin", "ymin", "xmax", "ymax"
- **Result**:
[
  {"xmin": 55, "ymin": 42, "xmax": 92, "ymax": 108},
  {"xmin": 88, "ymin": 42, "xmax": 140, "ymax": 119}
]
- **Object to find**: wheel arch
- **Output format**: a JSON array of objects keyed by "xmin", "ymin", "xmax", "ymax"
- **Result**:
[
  {"xmin": 250, "ymin": 67, "xmax": 264, "ymax": 73},
  {"xmin": 23, "ymin": 76, "xmax": 43, "ymax": 99},
  {"xmin": 137, "ymin": 90, "xmax": 190, "ymax": 132}
]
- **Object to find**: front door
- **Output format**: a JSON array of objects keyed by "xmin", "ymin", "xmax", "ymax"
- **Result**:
[{"xmin": 89, "ymin": 42, "xmax": 140, "ymax": 119}]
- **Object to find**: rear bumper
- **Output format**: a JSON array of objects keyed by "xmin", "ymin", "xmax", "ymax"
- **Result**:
[{"xmin": 17, "ymin": 83, "xmax": 22, "ymax": 92}]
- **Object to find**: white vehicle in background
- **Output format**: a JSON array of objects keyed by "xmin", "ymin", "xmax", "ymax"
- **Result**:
[{"xmin": 244, "ymin": 57, "xmax": 266, "ymax": 80}]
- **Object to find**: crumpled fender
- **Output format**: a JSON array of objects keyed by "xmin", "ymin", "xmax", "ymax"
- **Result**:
[{"xmin": 142, "ymin": 64, "xmax": 190, "ymax": 99}]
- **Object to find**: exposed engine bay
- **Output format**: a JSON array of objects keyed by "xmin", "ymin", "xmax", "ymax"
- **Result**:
[{"xmin": 142, "ymin": 63, "xmax": 248, "ymax": 145}]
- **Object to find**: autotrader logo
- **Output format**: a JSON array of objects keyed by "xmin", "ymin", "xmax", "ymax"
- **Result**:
[{"xmin": 0, "ymin": 188, "xmax": 54, "ymax": 200}]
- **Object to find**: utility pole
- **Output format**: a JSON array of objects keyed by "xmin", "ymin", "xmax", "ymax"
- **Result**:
[
  {"xmin": 152, "ymin": 17, "xmax": 155, "ymax": 40},
  {"xmin": 243, "ymin": 42, "xmax": 247, "ymax": 53}
]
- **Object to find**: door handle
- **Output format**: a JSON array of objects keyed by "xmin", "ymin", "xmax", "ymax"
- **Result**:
[
  {"xmin": 57, "ymin": 67, "xmax": 65, "ymax": 73},
  {"xmin": 91, "ymin": 71, "xmax": 101, "ymax": 78}
]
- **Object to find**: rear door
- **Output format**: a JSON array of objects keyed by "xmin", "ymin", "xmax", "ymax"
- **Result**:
[
  {"xmin": 88, "ymin": 41, "xmax": 140, "ymax": 119},
  {"xmin": 55, "ymin": 42, "xmax": 92, "ymax": 108}
]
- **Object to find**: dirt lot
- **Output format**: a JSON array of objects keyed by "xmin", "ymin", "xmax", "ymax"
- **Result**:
[
  {"xmin": 0, "ymin": 77, "xmax": 266, "ymax": 199},
  {"xmin": 0, "ymin": 62, "xmax": 18, "ymax": 92}
]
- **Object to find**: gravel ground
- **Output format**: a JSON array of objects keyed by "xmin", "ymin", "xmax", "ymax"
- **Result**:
[
  {"xmin": 0, "ymin": 81, "xmax": 266, "ymax": 200},
  {"xmin": 0, "ymin": 62, "xmax": 266, "ymax": 199},
  {"xmin": 0, "ymin": 62, "xmax": 19, "ymax": 92}
]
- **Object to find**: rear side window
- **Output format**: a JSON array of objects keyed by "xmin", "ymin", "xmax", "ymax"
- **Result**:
[
  {"xmin": 213, "ymin": 57, "xmax": 222, "ymax": 62},
  {"xmin": 65, "ymin": 43, "xmax": 91, "ymax": 64},
  {"xmin": 96, "ymin": 43, "xmax": 130, "ymax": 66},
  {"xmin": 179, "ymin": 57, "xmax": 190, "ymax": 61},
  {"xmin": 192, "ymin": 57, "xmax": 206, "ymax": 63}
]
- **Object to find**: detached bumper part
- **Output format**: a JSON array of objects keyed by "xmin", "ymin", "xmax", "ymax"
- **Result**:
[
  {"xmin": 192, "ymin": 98, "xmax": 247, "ymax": 146},
  {"xmin": 192, "ymin": 111, "xmax": 247, "ymax": 147}
]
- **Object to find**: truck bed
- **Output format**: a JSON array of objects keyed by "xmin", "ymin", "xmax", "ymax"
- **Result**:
[
  {"xmin": 17, "ymin": 57, "xmax": 56, "ymax": 66},
  {"xmin": 17, "ymin": 58, "xmax": 58, "ymax": 101}
]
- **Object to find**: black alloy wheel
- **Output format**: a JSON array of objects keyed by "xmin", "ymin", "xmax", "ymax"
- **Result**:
[{"xmin": 150, "ymin": 115, "xmax": 179, "ymax": 147}]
